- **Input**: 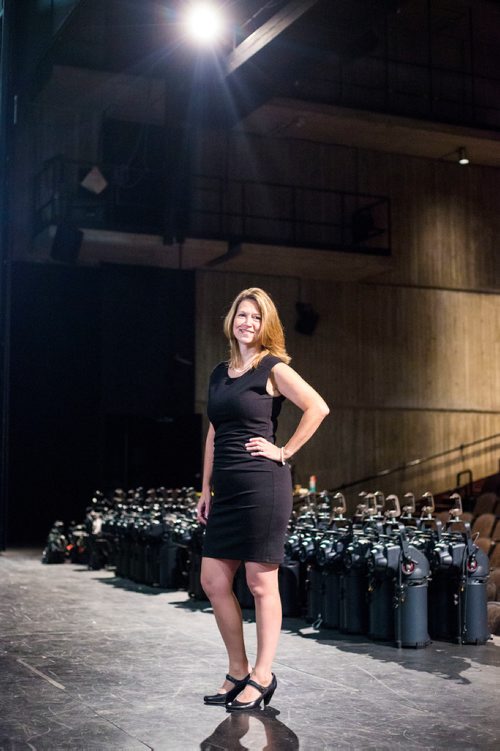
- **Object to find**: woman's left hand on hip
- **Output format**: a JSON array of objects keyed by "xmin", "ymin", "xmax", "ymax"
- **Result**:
[{"xmin": 245, "ymin": 436, "xmax": 281, "ymax": 462}]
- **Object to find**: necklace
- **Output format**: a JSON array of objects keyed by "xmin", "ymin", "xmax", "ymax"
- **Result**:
[{"xmin": 231, "ymin": 359, "xmax": 254, "ymax": 373}]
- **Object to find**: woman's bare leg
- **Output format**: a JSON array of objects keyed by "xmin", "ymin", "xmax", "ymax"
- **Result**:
[
  {"xmin": 235, "ymin": 561, "xmax": 281, "ymax": 702},
  {"xmin": 200, "ymin": 557, "xmax": 251, "ymax": 691}
]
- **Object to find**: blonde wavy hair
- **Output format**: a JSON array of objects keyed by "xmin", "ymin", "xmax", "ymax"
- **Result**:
[{"xmin": 223, "ymin": 287, "xmax": 291, "ymax": 369}]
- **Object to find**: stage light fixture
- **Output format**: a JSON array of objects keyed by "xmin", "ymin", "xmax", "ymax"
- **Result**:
[
  {"xmin": 458, "ymin": 147, "xmax": 469, "ymax": 165},
  {"xmin": 80, "ymin": 166, "xmax": 108, "ymax": 194},
  {"xmin": 185, "ymin": 2, "xmax": 225, "ymax": 45}
]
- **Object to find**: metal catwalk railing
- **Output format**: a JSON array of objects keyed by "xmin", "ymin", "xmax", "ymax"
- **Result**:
[
  {"xmin": 34, "ymin": 156, "xmax": 391, "ymax": 256},
  {"xmin": 334, "ymin": 433, "xmax": 500, "ymax": 492}
]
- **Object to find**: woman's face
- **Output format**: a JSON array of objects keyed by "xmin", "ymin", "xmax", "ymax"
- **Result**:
[{"xmin": 233, "ymin": 298, "xmax": 262, "ymax": 349}]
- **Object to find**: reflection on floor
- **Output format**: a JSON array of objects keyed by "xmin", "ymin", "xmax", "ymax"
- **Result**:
[{"xmin": 1, "ymin": 549, "xmax": 499, "ymax": 750}]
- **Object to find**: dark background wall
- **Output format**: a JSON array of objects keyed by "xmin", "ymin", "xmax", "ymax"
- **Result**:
[{"xmin": 9, "ymin": 262, "xmax": 198, "ymax": 544}]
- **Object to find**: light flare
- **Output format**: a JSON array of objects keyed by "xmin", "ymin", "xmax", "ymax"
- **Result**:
[{"xmin": 184, "ymin": 3, "xmax": 225, "ymax": 46}]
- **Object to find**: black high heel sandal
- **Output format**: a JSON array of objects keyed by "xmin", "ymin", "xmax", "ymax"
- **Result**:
[
  {"xmin": 226, "ymin": 674, "xmax": 277, "ymax": 712},
  {"xmin": 204, "ymin": 673, "xmax": 250, "ymax": 706}
]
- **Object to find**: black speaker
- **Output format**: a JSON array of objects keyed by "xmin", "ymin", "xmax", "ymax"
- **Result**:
[
  {"xmin": 50, "ymin": 224, "xmax": 83, "ymax": 263},
  {"xmin": 295, "ymin": 302, "xmax": 319, "ymax": 336}
]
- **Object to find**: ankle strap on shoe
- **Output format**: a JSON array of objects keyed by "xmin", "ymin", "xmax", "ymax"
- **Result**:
[
  {"xmin": 226, "ymin": 673, "xmax": 249, "ymax": 685},
  {"xmin": 246, "ymin": 678, "xmax": 267, "ymax": 693}
]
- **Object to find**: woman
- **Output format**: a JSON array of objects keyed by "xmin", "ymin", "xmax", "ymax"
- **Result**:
[{"xmin": 196, "ymin": 287, "xmax": 329, "ymax": 712}]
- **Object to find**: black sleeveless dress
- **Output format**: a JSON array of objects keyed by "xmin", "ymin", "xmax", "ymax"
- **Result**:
[{"xmin": 203, "ymin": 354, "xmax": 293, "ymax": 563}]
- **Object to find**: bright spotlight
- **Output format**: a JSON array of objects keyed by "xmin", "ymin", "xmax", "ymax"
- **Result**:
[{"xmin": 185, "ymin": 3, "xmax": 225, "ymax": 46}]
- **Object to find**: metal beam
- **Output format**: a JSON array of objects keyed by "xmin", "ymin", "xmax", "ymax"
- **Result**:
[{"xmin": 226, "ymin": 0, "xmax": 320, "ymax": 76}]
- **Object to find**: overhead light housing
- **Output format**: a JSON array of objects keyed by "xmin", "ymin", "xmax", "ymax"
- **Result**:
[{"xmin": 458, "ymin": 147, "xmax": 469, "ymax": 165}]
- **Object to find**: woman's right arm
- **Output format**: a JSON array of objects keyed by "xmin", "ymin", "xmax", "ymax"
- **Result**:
[{"xmin": 196, "ymin": 422, "xmax": 215, "ymax": 525}]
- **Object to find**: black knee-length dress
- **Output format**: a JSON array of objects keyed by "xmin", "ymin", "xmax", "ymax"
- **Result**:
[{"xmin": 203, "ymin": 354, "xmax": 293, "ymax": 563}]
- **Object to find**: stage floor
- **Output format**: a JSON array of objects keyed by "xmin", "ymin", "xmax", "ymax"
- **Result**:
[{"xmin": 1, "ymin": 548, "xmax": 499, "ymax": 750}]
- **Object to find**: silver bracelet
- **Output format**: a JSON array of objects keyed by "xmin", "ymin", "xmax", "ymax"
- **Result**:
[{"xmin": 280, "ymin": 446, "xmax": 286, "ymax": 465}]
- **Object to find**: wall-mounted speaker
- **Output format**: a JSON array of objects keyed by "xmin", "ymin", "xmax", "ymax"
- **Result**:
[{"xmin": 295, "ymin": 302, "xmax": 319, "ymax": 335}]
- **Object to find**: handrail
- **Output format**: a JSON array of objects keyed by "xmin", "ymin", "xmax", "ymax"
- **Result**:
[
  {"xmin": 333, "ymin": 433, "xmax": 500, "ymax": 492},
  {"xmin": 191, "ymin": 173, "xmax": 390, "ymax": 255},
  {"xmin": 34, "ymin": 156, "xmax": 392, "ymax": 256}
]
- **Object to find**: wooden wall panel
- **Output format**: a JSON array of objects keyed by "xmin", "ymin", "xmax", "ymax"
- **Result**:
[
  {"xmin": 357, "ymin": 151, "xmax": 500, "ymax": 291},
  {"xmin": 193, "ymin": 129, "xmax": 500, "ymax": 499},
  {"xmin": 279, "ymin": 280, "xmax": 500, "ymax": 412},
  {"xmin": 194, "ymin": 131, "xmax": 361, "ymax": 249},
  {"xmin": 196, "ymin": 270, "xmax": 500, "ymax": 498},
  {"xmin": 197, "ymin": 132, "xmax": 500, "ymax": 292},
  {"xmin": 226, "ymin": 135, "xmax": 357, "ymax": 191}
]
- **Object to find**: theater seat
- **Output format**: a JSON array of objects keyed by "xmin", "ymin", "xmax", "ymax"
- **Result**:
[
  {"xmin": 473, "ymin": 493, "xmax": 498, "ymax": 516},
  {"xmin": 487, "ymin": 578, "xmax": 497, "ymax": 602},
  {"xmin": 487, "ymin": 602, "xmax": 500, "ymax": 636},
  {"xmin": 492, "ymin": 519, "xmax": 500, "ymax": 542},
  {"xmin": 487, "ymin": 568, "xmax": 500, "ymax": 601},
  {"xmin": 472, "ymin": 513, "xmax": 496, "ymax": 538},
  {"xmin": 489, "ymin": 544, "xmax": 500, "ymax": 569},
  {"xmin": 475, "ymin": 537, "xmax": 493, "ymax": 555}
]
